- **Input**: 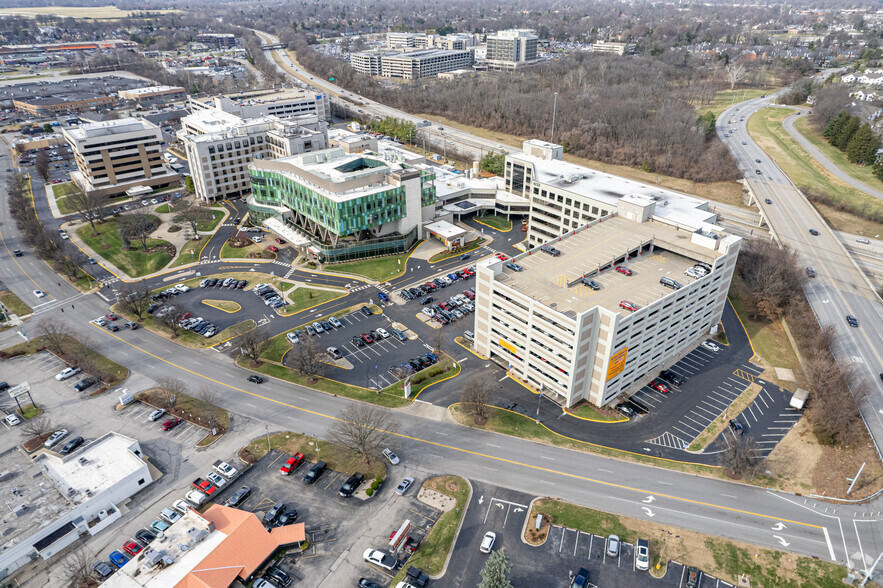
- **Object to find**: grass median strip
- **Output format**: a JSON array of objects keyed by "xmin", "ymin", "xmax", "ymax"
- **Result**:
[
  {"xmin": 278, "ymin": 285, "xmax": 347, "ymax": 316},
  {"xmin": 201, "ymin": 299, "xmax": 241, "ymax": 313},
  {"xmin": 687, "ymin": 383, "xmax": 762, "ymax": 451},
  {"xmin": 136, "ymin": 388, "xmax": 228, "ymax": 444},
  {"xmin": 793, "ymin": 115, "xmax": 883, "ymax": 193},
  {"xmin": 427, "ymin": 238, "xmax": 486, "ymax": 263},
  {"xmin": 219, "ymin": 241, "xmax": 267, "ymax": 259},
  {"xmin": 474, "ymin": 214, "xmax": 512, "ymax": 231},
  {"xmin": 76, "ymin": 216, "xmax": 173, "ymax": 277},
  {"xmin": 0, "ymin": 289, "xmax": 32, "ymax": 317},
  {"xmin": 323, "ymin": 250, "xmax": 414, "ymax": 281}
]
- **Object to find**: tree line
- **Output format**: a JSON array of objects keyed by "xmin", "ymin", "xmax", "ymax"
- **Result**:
[{"xmin": 823, "ymin": 110, "xmax": 883, "ymax": 178}]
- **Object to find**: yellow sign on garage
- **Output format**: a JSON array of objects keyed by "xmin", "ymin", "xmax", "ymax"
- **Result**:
[
  {"xmin": 606, "ymin": 347, "xmax": 628, "ymax": 381},
  {"xmin": 498, "ymin": 338, "xmax": 518, "ymax": 356}
]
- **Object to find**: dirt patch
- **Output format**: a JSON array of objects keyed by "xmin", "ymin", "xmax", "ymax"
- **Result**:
[{"xmin": 22, "ymin": 432, "xmax": 53, "ymax": 453}]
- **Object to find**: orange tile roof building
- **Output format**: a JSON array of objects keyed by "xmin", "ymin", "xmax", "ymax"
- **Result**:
[{"xmin": 104, "ymin": 505, "xmax": 305, "ymax": 588}]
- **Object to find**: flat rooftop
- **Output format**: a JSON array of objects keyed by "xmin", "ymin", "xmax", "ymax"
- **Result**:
[
  {"xmin": 182, "ymin": 107, "xmax": 242, "ymax": 133},
  {"xmin": 65, "ymin": 117, "xmax": 157, "ymax": 140},
  {"xmin": 388, "ymin": 49, "xmax": 470, "ymax": 60},
  {"xmin": 120, "ymin": 85, "xmax": 184, "ymax": 96},
  {"xmin": 491, "ymin": 215, "xmax": 725, "ymax": 316}
]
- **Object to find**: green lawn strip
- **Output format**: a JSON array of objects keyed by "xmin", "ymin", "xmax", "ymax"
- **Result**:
[
  {"xmin": 747, "ymin": 108, "xmax": 883, "ymax": 232},
  {"xmin": 427, "ymin": 238, "xmax": 486, "ymax": 263},
  {"xmin": 136, "ymin": 388, "xmax": 229, "ymax": 432},
  {"xmin": 220, "ymin": 241, "xmax": 266, "ymax": 259},
  {"xmin": 475, "ymin": 214, "xmax": 512, "ymax": 231},
  {"xmin": 0, "ymin": 290, "xmax": 33, "ymax": 316},
  {"xmin": 277, "ymin": 282, "xmax": 294, "ymax": 292},
  {"xmin": 323, "ymin": 251, "xmax": 413, "ymax": 281},
  {"xmin": 240, "ymin": 431, "xmax": 386, "ymax": 480},
  {"xmin": 169, "ymin": 239, "xmax": 205, "ymax": 268},
  {"xmin": 155, "ymin": 203, "xmax": 171, "ymax": 214},
  {"xmin": 74, "ymin": 271, "xmax": 97, "ymax": 292},
  {"xmin": 694, "ymin": 88, "xmax": 771, "ymax": 117},
  {"xmin": 76, "ymin": 217, "xmax": 173, "ymax": 277},
  {"xmin": 279, "ymin": 286, "xmax": 347, "ymax": 315},
  {"xmin": 262, "ymin": 303, "xmax": 382, "ymax": 362},
  {"xmin": 533, "ymin": 498, "xmax": 633, "ymax": 541},
  {"xmin": 565, "ymin": 401, "xmax": 625, "ymax": 422},
  {"xmin": 0, "ymin": 334, "xmax": 129, "ymax": 386},
  {"xmin": 390, "ymin": 476, "xmax": 469, "ymax": 583},
  {"xmin": 794, "ymin": 115, "xmax": 883, "ymax": 191},
  {"xmin": 19, "ymin": 403, "xmax": 43, "ymax": 419},
  {"xmin": 201, "ymin": 299, "xmax": 241, "ymax": 313},
  {"xmin": 687, "ymin": 383, "xmax": 763, "ymax": 451},
  {"xmin": 52, "ymin": 182, "xmax": 82, "ymax": 214},
  {"xmin": 383, "ymin": 356, "xmax": 460, "ymax": 399},
  {"xmin": 194, "ymin": 209, "xmax": 225, "ymax": 232},
  {"xmin": 450, "ymin": 404, "xmax": 721, "ymax": 477}
]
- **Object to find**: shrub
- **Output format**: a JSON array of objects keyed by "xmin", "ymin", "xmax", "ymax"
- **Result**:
[
  {"xmin": 366, "ymin": 487, "xmax": 374, "ymax": 497},
  {"xmin": 371, "ymin": 479, "xmax": 380, "ymax": 490}
]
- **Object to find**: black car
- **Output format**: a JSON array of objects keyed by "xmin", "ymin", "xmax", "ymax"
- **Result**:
[
  {"xmin": 263, "ymin": 501, "xmax": 286, "ymax": 524},
  {"xmin": 92, "ymin": 561, "xmax": 114, "ymax": 579},
  {"xmin": 60, "ymin": 436, "xmax": 85, "ymax": 454},
  {"xmin": 135, "ymin": 529, "xmax": 156, "ymax": 545},
  {"xmin": 275, "ymin": 510, "xmax": 299, "ymax": 526},
  {"xmin": 420, "ymin": 296, "xmax": 434, "ymax": 305},
  {"xmin": 12, "ymin": 249, "xmax": 22, "ymax": 257},
  {"xmin": 0, "ymin": 382, "xmax": 9, "ymax": 392},
  {"xmin": 226, "ymin": 486, "xmax": 252, "ymax": 507},
  {"xmin": 846, "ymin": 315, "xmax": 859, "ymax": 327},
  {"xmin": 571, "ymin": 567, "xmax": 590, "ymax": 588},
  {"xmin": 146, "ymin": 303, "xmax": 159, "ymax": 314},
  {"xmin": 729, "ymin": 419, "xmax": 744, "ymax": 435},
  {"xmin": 659, "ymin": 370, "xmax": 683, "ymax": 386},
  {"xmin": 400, "ymin": 289, "xmax": 414, "ymax": 300},
  {"xmin": 764, "ymin": 198, "xmax": 773, "ymax": 204},
  {"xmin": 360, "ymin": 306, "xmax": 373, "ymax": 316},
  {"xmin": 106, "ymin": 324, "xmax": 119, "ymax": 332},
  {"xmin": 809, "ymin": 229, "xmax": 819, "ymax": 236},
  {"xmin": 359, "ymin": 579, "xmax": 384, "ymax": 588},
  {"xmin": 247, "ymin": 375, "xmax": 265, "ymax": 384},
  {"xmin": 265, "ymin": 566, "xmax": 292, "ymax": 587},
  {"xmin": 338, "ymin": 472, "xmax": 364, "ymax": 497},
  {"xmin": 616, "ymin": 404, "xmax": 636, "ymax": 418},
  {"xmin": 303, "ymin": 460, "xmax": 327, "ymax": 484},
  {"xmin": 73, "ymin": 377, "xmax": 96, "ymax": 391}
]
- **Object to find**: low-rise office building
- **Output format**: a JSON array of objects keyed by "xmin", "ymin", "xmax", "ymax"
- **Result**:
[
  {"xmin": 118, "ymin": 85, "xmax": 187, "ymax": 107},
  {"xmin": 474, "ymin": 207, "xmax": 740, "ymax": 409},
  {"xmin": 182, "ymin": 108, "xmax": 328, "ymax": 202},
  {"xmin": 195, "ymin": 33, "xmax": 237, "ymax": 47},
  {"xmin": 248, "ymin": 146, "xmax": 437, "ymax": 261},
  {"xmin": 592, "ymin": 41, "xmax": 637, "ymax": 55},
  {"xmin": 188, "ymin": 89, "xmax": 331, "ymax": 122},
  {"xmin": 351, "ymin": 49, "xmax": 474, "ymax": 79},
  {"xmin": 12, "ymin": 94, "xmax": 116, "ymax": 116},
  {"xmin": 0, "ymin": 432, "xmax": 156, "ymax": 580},
  {"xmin": 63, "ymin": 117, "xmax": 179, "ymax": 198}
]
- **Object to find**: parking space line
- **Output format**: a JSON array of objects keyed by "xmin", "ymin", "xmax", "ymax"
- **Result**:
[
  {"xmin": 323, "ymin": 473, "xmax": 341, "ymax": 491},
  {"xmin": 702, "ymin": 398, "xmax": 728, "ymax": 412},
  {"xmin": 683, "ymin": 414, "xmax": 709, "ymax": 429},
  {"xmin": 672, "ymin": 425, "xmax": 697, "ymax": 438},
  {"xmin": 746, "ymin": 405, "xmax": 758, "ymax": 422},
  {"xmin": 692, "ymin": 405, "xmax": 718, "ymax": 418}
]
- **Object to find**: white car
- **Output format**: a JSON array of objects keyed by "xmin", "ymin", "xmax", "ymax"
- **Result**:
[
  {"xmin": 286, "ymin": 332, "xmax": 300, "ymax": 344},
  {"xmin": 185, "ymin": 490, "xmax": 208, "ymax": 506},
  {"xmin": 172, "ymin": 499, "xmax": 192, "ymax": 515},
  {"xmin": 421, "ymin": 307, "xmax": 435, "ymax": 317},
  {"xmin": 214, "ymin": 461, "xmax": 238, "ymax": 478},
  {"xmin": 375, "ymin": 328, "xmax": 390, "ymax": 339},
  {"xmin": 141, "ymin": 200, "xmax": 149, "ymax": 206},
  {"xmin": 173, "ymin": 284, "xmax": 190, "ymax": 293},
  {"xmin": 328, "ymin": 317, "xmax": 343, "ymax": 328},
  {"xmin": 479, "ymin": 531, "xmax": 496, "ymax": 553},
  {"xmin": 206, "ymin": 471, "xmax": 228, "ymax": 488},
  {"xmin": 160, "ymin": 507, "xmax": 182, "ymax": 524},
  {"xmin": 33, "ymin": 289, "xmax": 45, "ymax": 298},
  {"xmin": 149, "ymin": 409, "xmax": 166, "ymax": 421},
  {"xmin": 701, "ymin": 341, "xmax": 720, "ymax": 353},
  {"xmin": 382, "ymin": 448, "xmax": 400, "ymax": 465},
  {"xmin": 150, "ymin": 198, "xmax": 158, "ymax": 205},
  {"xmin": 55, "ymin": 366, "xmax": 81, "ymax": 381},
  {"xmin": 363, "ymin": 549, "xmax": 397, "ymax": 570},
  {"xmin": 606, "ymin": 534, "xmax": 620, "ymax": 557},
  {"xmin": 59, "ymin": 231, "xmax": 69, "ymax": 240},
  {"xmin": 44, "ymin": 429, "xmax": 69, "ymax": 448},
  {"xmin": 4, "ymin": 414, "xmax": 22, "ymax": 426}
]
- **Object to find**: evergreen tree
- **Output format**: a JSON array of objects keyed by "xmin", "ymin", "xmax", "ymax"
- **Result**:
[
  {"xmin": 823, "ymin": 110, "xmax": 849, "ymax": 138},
  {"xmin": 831, "ymin": 115, "xmax": 861, "ymax": 151},
  {"xmin": 697, "ymin": 111, "xmax": 717, "ymax": 139},
  {"xmin": 478, "ymin": 548, "xmax": 513, "ymax": 588},
  {"xmin": 846, "ymin": 124, "xmax": 881, "ymax": 165},
  {"xmin": 872, "ymin": 160, "xmax": 883, "ymax": 182},
  {"xmin": 480, "ymin": 152, "xmax": 505, "ymax": 176}
]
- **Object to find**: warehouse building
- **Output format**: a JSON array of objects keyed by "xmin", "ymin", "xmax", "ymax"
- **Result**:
[
  {"xmin": 351, "ymin": 48, "xmax": 474, "ymax": 79},
  {"xmin": 118, "ymin": 85, "xmax": 187, "ymax": 107}
]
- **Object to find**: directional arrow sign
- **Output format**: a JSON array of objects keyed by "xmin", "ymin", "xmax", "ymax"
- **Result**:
[
  {"xmin": 773, "ymin": 535, "xmax": 790, "ymax": 547},
  {"xmin": 642, "ymin": 496, "xmax": 656, "ymax": 504},
  {"xmin": 771, "ymin": 522, "xmax": 786, "ymax": 531},
  {"xmin": 642, "ymin": 507, "xmax": 655, "ymax": 518},
  {"xmin": 478, "ymin": 496, "xmax": 484, "ymax": 505},
  {"xmin": 513, "ymin": 508, "xmax": 524, "ymax": 513},
  {"xmin": 497, "ymin": 503, "xmax": 504, "ymax": 509}
]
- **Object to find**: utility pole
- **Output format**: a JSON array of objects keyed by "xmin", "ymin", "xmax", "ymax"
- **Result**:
[{"xmin": 550, "ymin": 92, "xmax": 559, "ymax": 143}]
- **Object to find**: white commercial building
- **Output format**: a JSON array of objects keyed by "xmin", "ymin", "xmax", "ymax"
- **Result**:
[
  {"xmin": 484, "ymin": 29, "xmax": 539, "ymax": 70},
  {"xmin": 0, "ymin": 433, "xmax": 156, "ymax": 581},
  {"xmin": 63, "ymin": 118, "xmax": 179, "ymax": 198},
  {"xmin": 473, "ymin": 140, "xmax": 740, "ymax": 408},
  {"xmin": 592, "ymin": 41, "xmax": 637, "ymax": 55},
  {"xmin": 182, "ymin": 107, "xmax": 328, "ymax": 202},
  {"xmin": 188, "ymin": 89, "xmax": 331, "ymax": 122},
  {"xmin": 351, "ymin": 49, "xmax": 474, "ymax": 79}
]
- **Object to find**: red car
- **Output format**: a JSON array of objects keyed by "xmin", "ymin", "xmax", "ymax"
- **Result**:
[
  {"xmin": 495, "ymin": 253, "xmax": 508, "ymax": 261},
  {"xmin": 268, "ymin": 245, "xmax": 279, "ymax": 253},
  {"xmin": 615, "ymin": 266, "xmax": 633, "ymax": 276},
  {"xmin": 280, "ymin": 452, "xmax": 305, "ymax": 475},
  {"xmin": 462, "ymin": 290, "xmax": 475, "ymax": 300},
  {"xmin": 649, "ymin": 379, "xmax": 670, "ymax": 394},
  {"xmin": 360, "ymin": 333, "xmax": 374, "ymax": 344},
  {"xmin": 275, "ymin": 238, "xmax": 286, "ymax": 244},
  {"xmin": 123, "ymin": 541, "xmax": 142, "ymax": 556},
  {"xmin": 105, "ymin": 313, "xmax": 119, "ymax": 321},
  {"xmin": 619, "ymin": 300, "xmax": 639, "ymax": 312},
  {"xmin": 161, "ymin": 417, "xmax": 182, "ymax": 431},
  {"xmin": 192, "ymin": 479, "xmax": 219, "ymax": 495}
]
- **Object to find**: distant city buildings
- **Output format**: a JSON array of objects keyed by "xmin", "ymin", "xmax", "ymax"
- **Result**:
[
  {"xmin": 484, "ymin": 29, "xmax": 539, "ymax": 70},
  {"xmin": 195, "ymin": 32, "xmax": 238, "ymax": 47},
  {"xmin": 118, "ymin": 85, "xmax": 187, "ymax": 108},
  {"xmin": 351, "ymin": 48, "xmax": 474, "ymax": 79},
  {"xmin": 592, "ymin": 41, "xmax": 637, "ymax": 55},
  {"xmin": 64, "ymin": 117, "xmax": 179, "ymax": 198}
]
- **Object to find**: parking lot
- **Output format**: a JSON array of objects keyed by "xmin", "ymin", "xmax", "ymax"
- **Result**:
[
  {"xmin": 712, "ymin": 385, "xmax": 801, "ymax": 457},
  {"xmin": 115, "ymin": 402, "xmax": 209, "ymax": 447},
  {"xmin": 283, "ymin": 309, "xmax": 436, "ymax": 389}
]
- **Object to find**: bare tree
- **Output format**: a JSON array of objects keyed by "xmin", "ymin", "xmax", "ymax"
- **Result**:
[
  {"xmin": 288, "ymin": 336, "xmax": 324, "ymax": 382},
  {"xmin": 156, "ymin": 309, "xmax": 184, "ymax": 338},
  {"xmin": 197, "ymin": 387, "xmax": 225, "ymax": 429},
  {"xmin": 61, "ymin": 543, "xmax": 94, "ymax": 588},
  {"xmin": 117, "ymin": 280, "xmax": 153, "ymax": 320},
  {"xmin": 119, "ymin": 212, "xmax": 157, "ymax": 250},
  {"xmin": 35, "ymin": 151, "xmax": 50, "ymax": 181},
  {"xmin": 719, "ymin": 435, "xmax": 763, "ymax": 478},
  {"xmin": 429, "ymin": 326, "xmax": 447, "ymax": 354},
  {"xmin": 736, "ymin": 239, "xmax": 805, "ymax": 322},
  {"xmin": 327, "ymin": 404, "xmax": 400, "ymax": 465},
  {"xmin": 175, "ymin": 198, "xmax": 212, "ymax": 235},
  {"xmin": 36, "ymin": 318, "xmax": 72, "ymax": 355},
  {"xmin": 20, "ymin": 415, "xmax": 54, "ymax": 438},
  {"xmin": 236, "ymin": 325, "xmax": 271, "ymax": 365},
  {"xmin": 66, "ymin": 188, "xmax": 106, "ymax": 236},
  {"xmin": 460, "ymin": 372, "xmax": 496, "ymax": 421},
  {"xmin": 156, "ymin": 377, "xmax": 185, "ymax": 410},
  {"xmin": 726, "ymin": 63, "xmax": 747, "ymax": 90}
]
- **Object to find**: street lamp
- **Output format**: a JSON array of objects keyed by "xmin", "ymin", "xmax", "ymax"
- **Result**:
[
  {"xmin": 265, "ymin": 425, "xmax": 270, "ymax": 451},
  {"xmin": 550, "ymin": 92, "xmax": 559, "ymax": 143}
]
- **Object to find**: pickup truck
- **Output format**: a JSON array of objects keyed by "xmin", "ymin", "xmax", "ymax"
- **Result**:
[
  {"xmin": 303, "ymin": 460, "xmax": 327, "ymax": 484},
  {"xmin": 213, "ymin": 460, "xmax": 239, "ymax": 478},
  {"xmin": 280, "ymin": 452, "xmax": 305, "ymax": 475},
  {"xmin": 192, "ymin": 478, "xmax": 219, "ymax": 496}
]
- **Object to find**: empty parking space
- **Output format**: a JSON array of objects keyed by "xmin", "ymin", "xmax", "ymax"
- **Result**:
[
  {"xmin": 114, "ymin": 402, "xmax": 208, "ymax": 447},
  {"xmin": 715, "ymin": 385, "xmax": 801, "ymax": 457}
]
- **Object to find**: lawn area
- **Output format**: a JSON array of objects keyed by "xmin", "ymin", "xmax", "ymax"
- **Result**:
[
  {"xmin": 279, "ymin": 285, "xmax": 347, "ymax": 315},
  {"xmin": 240, "ymin": 431, "xmax": 386, "ymax": 480},
  {"xmin": 169, "ymin": 239, "xmax": 205, "ymax": 268},
  {"xmin": 219, "ymin": 241, "xmax": 268, "ymax": 259},
  {"xmin": 194, "ymin": 209, "xmax": 225, "ymax": 232},
  {"xmin": 76, "ymin": 217, "xmax": 173, "ymax": 277},
  {"xmin": 565, "ymin": 401, "xmax": 626, "ymax": 422},
  {"xmin": 52, "ymin": 182, "xmax": 82, "ymax": 214},
  {"xmin": 526, "ymin": 499, "xmax": 849, "ymax": 587},
  {"xmin": 747, "ymin": 107, "xmax": 883, "ymax": 235},
  {"xmin": 794, "ymin": 115, "xmax": 883, "ymax": 191},
  {"xmin": 201, "ymin": 299, "xmax": 241, "ymax": 313},
  {"xmin": 415, "ymin": 113, "xmax": 746, "ymax": 208},
  {"xmin": 0, "ymin": 334, "xmax": 129, "ymax": 387},
  {"xmin": 694, "ymin": 88, "xmax": 772, "ymax": 118},
  {"xmin": 19, "ymin": 403, "xmax": 43, "ymax": 419},
  {"xmin": 155, "ymin": 203, "xmax": 171, "ymax": 214},
  {"xmin": 474, "ymin": 213, "xmax": 512, "ymax": 231},
  {"xmin": 391, "ymin": 476, "xmax": 469, "ymax": 584},
  {"xmin": 449, "ymin": 404, "xmax": 721, "ymax": 477},
  {"xmin": 0, "ymin": 290, "xmax": 32, "ymax": 317},
  {"xmin": 427, "ymin": 238, "xmax": 486, "ymax": 263},
  {"xmin": 323, "ymin": 250, "xmax": 414, "ymax": 281}
]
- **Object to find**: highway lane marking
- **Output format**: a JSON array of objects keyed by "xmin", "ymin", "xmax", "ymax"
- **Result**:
[
  {"xmin": 0, "ymin": 226, "xmax": 54, "ymax": 296},
  {"xmin": 87, "ymin": 272, "xmax": 828, "ymax": 538}
]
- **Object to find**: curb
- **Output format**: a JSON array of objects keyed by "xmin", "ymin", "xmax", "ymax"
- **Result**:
[
  {"xmin": 520, "ymin": 496, "xmax": 548, "ymax": 547},
  {"xmin": 428, "ymin": 476, "xmax": 473, "ymax": 580}
]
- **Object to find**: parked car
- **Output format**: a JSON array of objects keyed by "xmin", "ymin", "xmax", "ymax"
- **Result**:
[
  {"xmin": 123, "ymin": 540, "xmax": 143, "ymax": 556},
  {"xmin": 280, "ymin": 453, "xmax": 305, "ymax": 475},
  {"xmin": 263, "ymin": 501, "xmax": 286, "ymax": 525},
  {"xmin": 684, "ymin": 567, "xmax": 700, "ymax": 588},
  {"xmin": 109, "ymin": 550, "xmax": 129, "ymax": 568},
  {"xmin": 363, "ymin": 549, "xmax": 397, "ymax": 570},
  {"xmin": 729, "ymin": 419, "xmax": 744, "ymax": 435},
  {"xmin": 185, "ymin": 490, "xmax": 208, "ymax": 506},
  {"xmin": 44, "ymin": 429, "xmax": 69, "ymax": 448},
  {"xmin": 339, "ymin": 472, "xmax": 364, "ymax": 497},
  {"xmin": 635, "ymin": 539, "xmax": 650, "ymax": 571},
  {"xmin": 92, "ymin": 561, "xmax": 114, "ymax": 579},
  {"xmin": 571, "ymin": 568, "xmax": 591, "ymax": 587},
  {"xmin": 616, "ymin": 404, "xmax": 636, "ymax": 418},
  {"xmin": 275, "ymin": 509, "xmax": 299, "ymax": 527},
  {"xmin": 149, "ymin": 409, "xmax": 166, "ymax": 421},
  {"xmin": 226, "ymin": 486, "xmax": 252, "ymax": 507},
  {"xmin": 395, "ymin": 477, "xmax": 415, "ymax": 496},
  {"xmin": 162, "ymin": 417, "xmax": 182, "ymax": 431},
  {"xmin": 700, "ymin": 341, "xmax": 720, "ymax": 352},
  {"xmin": 265, "ymin": 566, "xmax": 292, "ymax": 587},
  {"xmin": 649, "ymin": 379, "xmax": 670, "ymax": 394},
  {"xmin": 479, "ymin": 531, "xmax": 496, "ymax": 553},
  {"xmin": 619, "ymin": 300, "xmax": 638, "ymax": 312},
  {"xmin": 303, "ymin": 461, "xmax": 327, "ymax": 484},
  {"xmin": 382, "ymin": 448, "xmax": 400, "ymax": 465},
  {"xmin": 615, "ymin": 266, "xmax": 633, "ymax": 276},
  {"xmin": 55, "ymin": 366, "xmax": 81, "ymax": 380},
  {"xmin": 73, "ymin": 377, "xmax": 96, "ymax": 391},
  {"xmin": 59, "ymin": 436, "xmax": 85, "ymax": 454},
  {"xmin": 659, "ymin": 370, "xmax": 683, "ymax": 386},
  {"xmin": 135, "ymin": 528, "xmax": 156, "ymax": 545},
  {"xmin": 214, "ymin": 461, "xmax": 238, "ymax": 478},
  {"xmin": 606, "ymin": 534, "xmax": 620, "ymax": 557},
  {"xmin": 150, "ymin": 519, "xmax": 170, "ymax": 534},
  {"xmin": 161, "ymin": 507, "xmax": 182, "ymax": 524}
]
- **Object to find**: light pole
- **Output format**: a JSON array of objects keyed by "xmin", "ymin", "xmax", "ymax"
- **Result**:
[
  {"xmin": 550, "ymin": 92, "xmax": 559, "ymax": 143},
  {"xmin": 265, "ymin": 425, "xmax": 270, "ymax": 451}
]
